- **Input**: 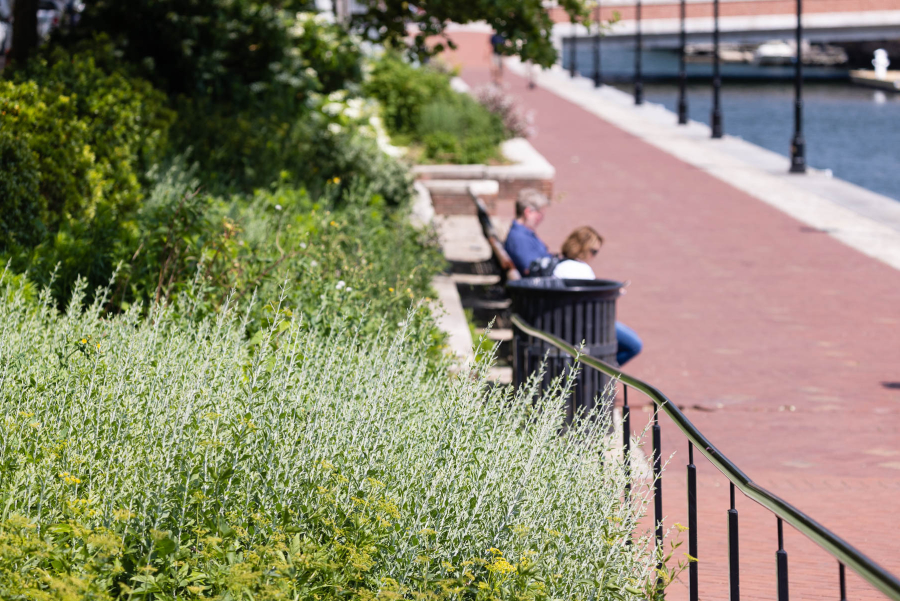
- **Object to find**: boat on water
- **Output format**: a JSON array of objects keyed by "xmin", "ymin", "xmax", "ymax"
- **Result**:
[{"xmin": 684, "ymin": 40, "xmax": 848, "ymax": 67}]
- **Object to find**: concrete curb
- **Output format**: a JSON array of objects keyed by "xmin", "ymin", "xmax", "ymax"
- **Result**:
[{"xmin": 410, "ymin": 181, "xmax": 476, "ymax": 364}]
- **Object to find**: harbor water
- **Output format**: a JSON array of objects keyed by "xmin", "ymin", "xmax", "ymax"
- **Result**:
[
  {"xmin": 563, "ymin": 43, "xmax": 900, "ymax": 201},
  {"xmin": 617, "ymin": 81, "xmax": 900, "ymax": 201}
]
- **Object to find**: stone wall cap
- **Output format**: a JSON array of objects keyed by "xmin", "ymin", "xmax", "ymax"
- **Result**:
[
  {"xmin": 419, "ymin": 179, "xmax": 500, "ymax": 195},
  {"xmin": 412, "ymin": 164, "xmax": 488, "ymax": 179}
]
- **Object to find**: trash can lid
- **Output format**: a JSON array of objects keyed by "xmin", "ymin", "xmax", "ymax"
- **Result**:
[{"xmin": 507, "ymin": 277, "xmax": 623, "ymax": 295}]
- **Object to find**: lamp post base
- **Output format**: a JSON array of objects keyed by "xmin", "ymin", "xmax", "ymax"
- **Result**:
[
  {"xmin": 678, "ymin": 99, "xmax": 688, "ymax": 125},
  {"xmin": 635, "ymin": 82, "xmax": 644, "ymax": 105},
  {"xmin": 711, "ymin": 110, "xmax": 723, "ymax": 138},
  {"xmin": 790, "ymin": 135, "xmax": 807, "ymax": 173}
]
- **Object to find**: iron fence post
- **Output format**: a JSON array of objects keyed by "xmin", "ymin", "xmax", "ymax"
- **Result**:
[
  {"xmin": 711, "ymin": 0, "xmax": 723, "ymax": 138},
  {"xmin": 789, "ymin": 0, "xmax": 806, "ymax": 172},
  {"xmin": 593, "ymin": 1, "xmax": 602, "ymax": 87},
  {"xmin": 570, "ymin": 23, "xmax": 578, "ymax": 77},
  {"xmin": 635, "ymin": 0, "xmax": 644, "ymax": 104},
  {"xmin": 677, "ymin": 0, "xmax": 688, "ymax": 124}
]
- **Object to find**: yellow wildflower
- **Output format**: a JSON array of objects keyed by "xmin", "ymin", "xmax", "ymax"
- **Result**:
[{"xmin": 486, "ymin": 557, "xmax": 517, "ymax": 575}]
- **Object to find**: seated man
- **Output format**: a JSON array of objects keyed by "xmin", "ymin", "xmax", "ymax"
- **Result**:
[{"xmin": 504, "ymin": 188, "xmax": 551, "ymax": 275}]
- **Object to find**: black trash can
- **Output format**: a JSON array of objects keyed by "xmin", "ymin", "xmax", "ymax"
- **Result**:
[{"xmin": 508, "ymin": 277, "xmax": 623, "ymax": 422}]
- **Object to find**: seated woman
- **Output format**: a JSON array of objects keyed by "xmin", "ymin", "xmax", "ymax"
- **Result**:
[{"xmin": 553, "ymin": 226, "xmax": 643, "ymax": 367}]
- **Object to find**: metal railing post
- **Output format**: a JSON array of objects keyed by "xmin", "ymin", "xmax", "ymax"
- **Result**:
[
  {"xmin": 623, "ymin": 384, "xmax": 632, "ymax": 505},
  {"xmin": 777, "ymin": 518, "xmax": 790, "ymax": 601},
  {"xmin": 729, "ymin": 483, "xmax": 740, "ymax": 601},
  {"xmin": 688, "ymin": 443, "xmax": 699, "ymax": 601},
  {"xmin": 839, "ymin": 563, "xmax": 848, "ymax": 601},
  {"xmin": 653, "ymin": 404, "xmax": 663, "ymax": 590}
]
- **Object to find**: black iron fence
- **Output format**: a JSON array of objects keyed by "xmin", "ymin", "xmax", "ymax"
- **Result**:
[
  {"xmin": 559, "ymin": 0, "xmax": 807, "ymax": 168},
  {"xmin": 511, "ymin": 313, "xmax": 900, "ymax": 601}
]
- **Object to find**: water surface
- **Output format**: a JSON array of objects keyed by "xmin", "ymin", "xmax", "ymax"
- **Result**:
[{"xmin": 615, "ymin": 82, "xmax": 900, "ymax": 201}]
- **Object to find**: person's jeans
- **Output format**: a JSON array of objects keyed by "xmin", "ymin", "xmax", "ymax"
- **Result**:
[{"xmin": 616, "ymin": 321, "xmax": 643, "ymax": 366}]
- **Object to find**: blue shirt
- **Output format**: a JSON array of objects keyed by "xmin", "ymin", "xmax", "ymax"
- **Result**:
[{"xmin": 504, "ymin": 221, "xmax": 549, "ymax": 275}]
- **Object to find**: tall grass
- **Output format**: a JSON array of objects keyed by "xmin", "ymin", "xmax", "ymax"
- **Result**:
[{"xmin": 0, "ymin": 272, "xmax": 660, "ymax": 599}]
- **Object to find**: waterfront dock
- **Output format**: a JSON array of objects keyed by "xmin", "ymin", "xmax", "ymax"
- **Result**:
[
  {"xmin": 444, "ymin": 29, "xmax": 900, "ymax": 601},
  {"xmin": 849, "ymin": 69, "xmax": 900, "ymax": 91}
]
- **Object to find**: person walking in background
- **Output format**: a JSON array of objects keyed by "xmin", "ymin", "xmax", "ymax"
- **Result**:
[
  {"xmin": 504, "ymin": 188, "xmax": 550, "ymax": 275},
  {"xmin": 553, "ymin": 226, "xmax": 643, "ymax": 366},
  {"xmin": 489, "ymin": 32, "xmax": 506, "ymax": 82}
]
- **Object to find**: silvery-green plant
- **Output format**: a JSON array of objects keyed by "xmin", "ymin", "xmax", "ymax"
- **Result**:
[{"xmin": 0, "ymin": 271, "xmax": 662, "ymax": 599}]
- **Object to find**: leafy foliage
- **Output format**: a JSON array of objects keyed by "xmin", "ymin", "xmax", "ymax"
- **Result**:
[
  {"xmin": 364, "ymin": 53, "xmax": 509, "ymax": 165},
  {"xmin": 0, "ymin": 42, "xmax": 174, "ymax": 253},
  {"xmin": 70, "ymin": 0, "xmax": 314, "ymax": 103},
  {"xmin": 350, "ymin": 0, "xmax": 591, "ymax": 68},
  {"xmin": 419, "ymin": 98, "xmax": 507, "ymax": 164},
  {"xmin": 363, "ymin": 52, "xmax": 456, "ymax": 136},
  {"xmin": 0, "ymin": 271, "xmax": 661, "ymax": 600},
  {"xmin": 106, "ymin": 167, "xmax": 438, "ymax": 342},
  {"xmin": 0, "ymin": 131, "xmax": 41, "ymax": 250}
]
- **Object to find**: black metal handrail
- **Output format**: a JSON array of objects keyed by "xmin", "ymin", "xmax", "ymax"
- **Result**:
[{"xmin": 512, "ymin": 313, "xmax": 900, "ymax": 601}]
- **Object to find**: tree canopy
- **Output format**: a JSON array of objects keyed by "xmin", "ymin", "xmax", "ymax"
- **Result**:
[
  {"xmin": 8, "ymin": 0, "xmax": 588, "ymax": 71},
  {"xmin": 351, "ymin": 0, "xmax": 589, "ymax": 67}
]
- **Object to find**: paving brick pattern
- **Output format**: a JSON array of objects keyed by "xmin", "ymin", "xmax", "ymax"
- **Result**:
[{"xmin": 445, "ymin": 32, "xmax": 900, "ymax": 601}]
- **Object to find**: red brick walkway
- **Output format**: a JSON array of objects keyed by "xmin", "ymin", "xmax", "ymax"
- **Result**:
[{"xmin": 447, "ymin": 32, "xmax": 900, "ymax": 601}]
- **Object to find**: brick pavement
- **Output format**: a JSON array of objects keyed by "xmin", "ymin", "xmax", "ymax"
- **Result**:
[{"xmin": 444, "ymin": 32, "xmax": 900, "ymax": 600}]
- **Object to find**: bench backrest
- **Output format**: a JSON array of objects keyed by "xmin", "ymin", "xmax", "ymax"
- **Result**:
[{"xmin": 468, "ymin": 187, "xmax": 521, "ymax": 281}]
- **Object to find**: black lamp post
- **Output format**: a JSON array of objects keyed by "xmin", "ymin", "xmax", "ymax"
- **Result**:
[
  {"xmin": 710, "ymin": 0, "xmax": 723, "ymax": 138},
  {"xmin": 635, "ymin": 0, "xmax": 644, "ymax": 104},
  {"xmin": 789, "ymin": 0, "xmax": 806, "ymax": 172},
  {"xmin": 593, "ymin": 1, "xmax": 602, "ymax": 87},
  {"xmin": 677, "ymin": 0, "xmax": 688, "ymax": 124},
  {"xmin": 570, "ymin": 22, "xmax": 578, "ymax": 77}
]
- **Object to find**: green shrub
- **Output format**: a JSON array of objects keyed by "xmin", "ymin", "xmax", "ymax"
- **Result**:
[
  {"xmin": 105, "ymin": 169, "xmax": 436, "ymax": 344},
  {"xmin": 56, "ymin": 8, "xmax": 366, "ymax": 197},
  {"xmin": 68, "ymin": 1, "xmax": 317, "ymax": 104},
  {"xmin": 175, "ymin": 100, "xmax": 412, "ymax": 204},
  {"xmin": 0, "ymin": 43, "xmax": 173, "ymax": 254},
  {"xmin": 363, "ymin": 52, "xmax": 456, "ymax": 136},
  {"xmin": 424, "ymin": 131, "xmax": 464, "ymax": 163},
  {"xmin": 0, "ymin": 131, "xmax": 41, "ymax": 249},
  {"xmin": 364, "ymin": 53, "xmax": 510, "ymax": 164},
  {"xmin": 419, "ymin": 98, "xmax": 506, "ymax": 164},
  {"xmin": 0, "ymin": 272, "xmax": 662, "ymax": 600}
]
